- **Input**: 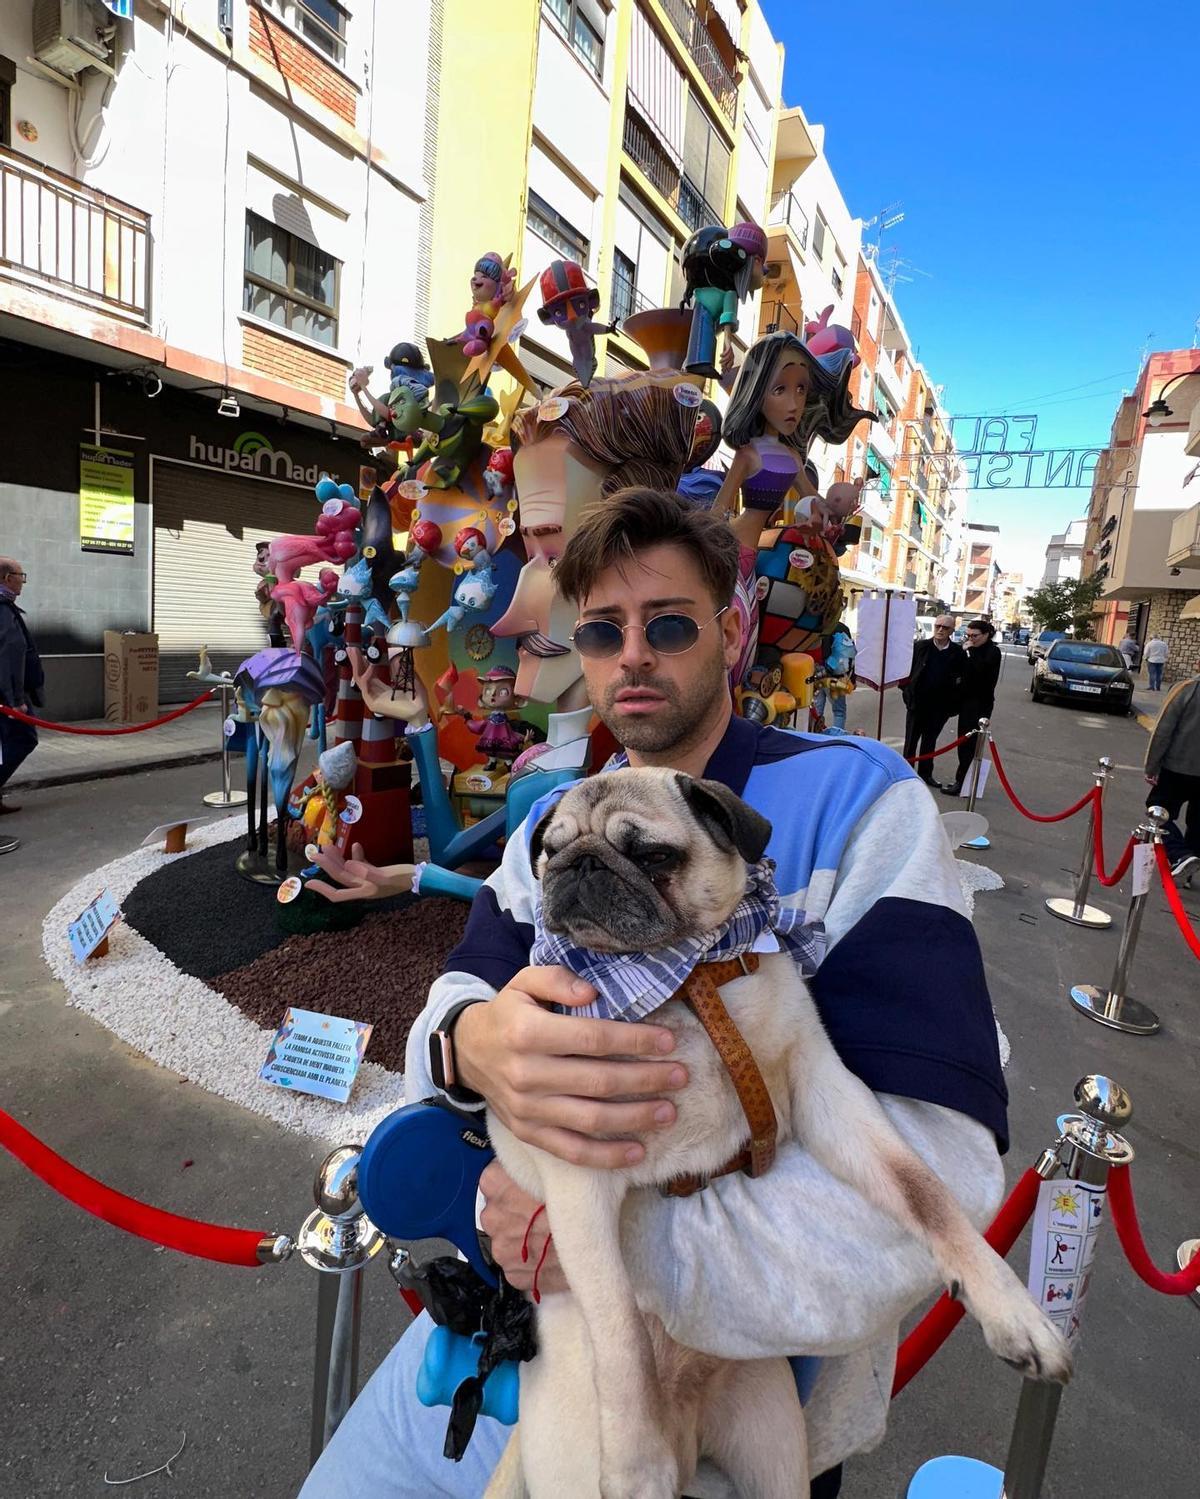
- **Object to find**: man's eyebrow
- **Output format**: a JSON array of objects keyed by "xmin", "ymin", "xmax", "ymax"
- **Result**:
[{"xmin": 581, "ymin": 596, "xmax": 697, "ymax": 618}]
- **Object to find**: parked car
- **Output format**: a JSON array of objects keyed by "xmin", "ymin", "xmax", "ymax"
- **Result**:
[
  {"xmin": 1016, "ymin": 627, "xmax": 1031, "ymax": 645},
  {"xmin": 1027, "ymin": 629, "xmax": 1067, "ymax": 664},
  {"xmin": 1030, "ymin": 641, "xmax": 1134, "ymax": 714}
]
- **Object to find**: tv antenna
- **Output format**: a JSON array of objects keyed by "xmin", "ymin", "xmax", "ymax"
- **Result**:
[
  {"xmin": 862, "ymin": 201, "xmax": 905, "ymax": 260},
  {"xmin": 880, "ymin": 252, "xmax": 932, "ymax": 295}
]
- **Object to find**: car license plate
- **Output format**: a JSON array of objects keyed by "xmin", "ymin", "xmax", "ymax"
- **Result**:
[{"xmin": 1069, "ymin": 683, "xmax": 1102, "ymax": 694}]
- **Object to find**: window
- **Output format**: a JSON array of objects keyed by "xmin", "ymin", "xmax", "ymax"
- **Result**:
[
  {"xmin": 681, "ymin": 94, "xmax": 730, "ymax": 231},
  {"xmin": 263, "ymin": 0, "xmax": 348, "ymax": 67},
  {"xmin": 0, "ymin": 54, "xmax": 12, "ymax": 149},
  {"xmin": 527, "ymin": 189, "xmax": 590, "ymax": 263},
  {"xmin": 243, "ymin": 211, "xmax": 340, "ymax": 346},
  {"xmin": 542, "ymin": 0, "xmax": 606, "ymax": 78},
  {"xmin": 611, "ymin": 248, "xmax": 636, "ymax": 323},
  {"xmin": 831, "ymin": 266, "xmax": 844, "ymax": 296},
  {"xmin": 812, "ymin": 214, "xmax": 827, "ymax": 264}
]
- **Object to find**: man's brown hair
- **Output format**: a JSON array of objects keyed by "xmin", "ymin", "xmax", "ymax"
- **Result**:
[{"xmin": 553, "ymin": 488, "xmax": 740, "ymax": 608}]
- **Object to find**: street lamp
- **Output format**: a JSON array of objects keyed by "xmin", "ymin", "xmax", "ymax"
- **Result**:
[{"xmin": 1144, "ymin": 369, "xmax": 1200, "ymax": 427}]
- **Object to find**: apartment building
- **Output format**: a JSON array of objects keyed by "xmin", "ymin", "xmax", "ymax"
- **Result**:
[
  {"xmin": 1083, "ymin": 351, "xmax": 1200, "ymax": 681},
  {"xmin": 958, "ymin": 523, "xmax": 1001, "ymax": 616},
  {"xmin": 1041, "ymin": 518, "xmax": 1088, "ymax": 583},
  {"xmin": 1, "ymin": 0, "xmax": 428, "ymax": 713}
]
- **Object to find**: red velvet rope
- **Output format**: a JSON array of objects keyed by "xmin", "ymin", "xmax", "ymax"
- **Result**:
[
  {"xmin": 1107, "ymin": 1165, "xmax": 1200, "ymax": 1294},
  {"xmin": 0, "ymin": 689, "xmax": 216, "ymax": 735},
  {"xmin": 891, "ymin": 1166, "xmax": 1041, "ymax": 1397},
  {"xmin": 1092, "ymin": 797, "xmax": 1136, "ymax": 888},
  {"xmin": 989, "ymin": 741, "xmax": 1099, "ymax": 824},
  {"xmin": 904, "ymin": 733, "xmax": 974, "ymax": 765},
  {"xmin": 1154, "ymin": 843, "xmax": 1200, "ymax": 960},
  {"xmin": 0, "ymin": 1108, "xmax": 269, "ymax": 1266}
]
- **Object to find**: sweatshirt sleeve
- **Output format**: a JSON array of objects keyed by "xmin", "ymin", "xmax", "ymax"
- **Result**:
[
  {"xmin": 1145, "ymin": 681, "xmax": 1194, "ymax": 779},
  {"xmin": 402, "ymin": 812, "xmax": 541, "ymax": 1106},
  {"xmin": 620, "ymin": 771, "xmax": 1009, "ymax": 1359}
]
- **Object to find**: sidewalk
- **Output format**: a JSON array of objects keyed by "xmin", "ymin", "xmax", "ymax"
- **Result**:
[{"xmin": 6, "ymin": 700, "xmax": 228, "ymax": 791}]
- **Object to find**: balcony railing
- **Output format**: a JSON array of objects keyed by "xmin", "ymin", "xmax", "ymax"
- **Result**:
[
  {"xmin": 1166, "ymin": 501, "xmax": 1200, "ymax": 570},
  {"xmin": 678, "ymin": 173, "xmax": 724, "ymax": 234},
  {"xmin": 768, "ymin": 189, "xmax": 809, "ymax": 250},
  {"xmin": 658, "ymin": 0, "xmax": 739, "ymax": 121},
  {"xmin": 622, "ymin": 106, "xmax": 682, "ymax": 210},
  {"xmin": 0, "ymin": 145, "xmax": 150, "ymax": 325},
  {"xmin": 762, "ymin": 300, "xmax": 799, "ymax": 335},
  {"xmin": 610, "ymin": 268, "xmax": 657, "ymax": 324}
]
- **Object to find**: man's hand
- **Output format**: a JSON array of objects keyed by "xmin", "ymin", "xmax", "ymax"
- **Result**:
[
  {"xmin": 307, "ymin": 842, "xmax": 415, "ymax": 903},
  {"xmin": 454, "ymin": 967, "xmax": 688, "ymax": 1170},
  {"xmin": 479, "ymin": 1161, "xmax": 567, "ymax": 1297},
  {"xmin": 1145, "ymin": 773, "xmax": 1158, "ymax": 786}
]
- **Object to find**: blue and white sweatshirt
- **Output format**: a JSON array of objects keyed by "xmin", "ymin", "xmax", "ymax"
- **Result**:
[{"xmin": 404, "ymin": 715, "xmax": 1008, "ymax": 1476}]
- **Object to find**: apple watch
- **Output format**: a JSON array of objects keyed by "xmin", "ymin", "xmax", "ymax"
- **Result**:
[{"xmin": 428, "ymin": 999, "xmax": 485, "ymax": 1106}]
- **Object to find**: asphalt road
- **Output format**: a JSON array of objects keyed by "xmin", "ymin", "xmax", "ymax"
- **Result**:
[{"xmin": 1, "ymin": 651, "xmax": 1197, "ymax": 1497}]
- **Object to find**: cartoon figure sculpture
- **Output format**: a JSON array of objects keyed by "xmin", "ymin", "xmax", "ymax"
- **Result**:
[
  {"xmin": 288, "ymin": 739, "xmax": 358, "ymax": 853},
  {"xmin": 680, "ymin": 221, "xmax": 767, "ymax": 378},
  {"xmin": 385, "ymin": 341, "xmax": 434, "ymax": 395},
  {"xmin": 483, "ymin": 447, "xmax": 514, "ymax": 503},
  {"xmin": 266, "ymin": 479, "xmax": 361, "ymax": 650},
  {"xmin": 235, "ymin": 649, "xmax": 326, "ymax": 880},
  {"xmin": 536, "ymin": 259, "xmax": 616, "ymax": 387},
  {"xmin": 424, "ymin": 527, "xmax": 498, "ymax": 638},
  {"xmin": 676, "ymin": 398, "xmax": 725, "ymax": 510},
  {"xmin": 456, "ymin": 251, "xmax": 516, "ymax": 354},
  {"xmin": 793, "ymin": 478, "xmax": 864, "ymax": 550},
  {"xmin": 383, "ymin": 384, "xmax": 500, "ymax": 491},
  {"xmin": 716, "ymin": 328, "xmax": 874, "ymax": 688},
  {"xmin": 388, "ymin": 518, "xmax": 444, "ymax": 632},
  {"xmin": 273, "ymin": 567, "xmax": 341, "ymax": 654},
  {"xmin": 444, "ymin": 665, "xmax": 532, "ymax": 772}
]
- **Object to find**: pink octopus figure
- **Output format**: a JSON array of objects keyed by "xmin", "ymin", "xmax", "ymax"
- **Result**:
[{"xmin": 273, "ymin": 566, "xmax": 341, "ymax": 652}]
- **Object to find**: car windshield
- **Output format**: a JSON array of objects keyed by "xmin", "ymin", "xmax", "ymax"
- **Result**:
[
  {"xmin": 1049, "ymin": 643, "xmax": 1123, "ymax": 667},
  {"xmin": 1039, "ymin": 631, "xmax": 1066, "ymax": 642}
]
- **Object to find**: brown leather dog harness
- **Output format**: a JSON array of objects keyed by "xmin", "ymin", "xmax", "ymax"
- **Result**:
[{"xmin": 660, "ymin": 952, "xmax": 778, "ymax": 1198}]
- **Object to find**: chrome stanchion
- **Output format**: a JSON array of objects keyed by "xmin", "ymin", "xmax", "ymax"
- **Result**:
[
  {"xmin": 1068, "ymin": 807, "xmax": 1167, "ymax": 1035},
  {"xmin": 203, "ymin": 683, "xmax": 248, "ymax": 809},
  {"xmin": 300, "ymin": 1147, "xmax": 385, "ymax": 1467},
  {"xmin": 999, "ymin": 1077, "xmax": 1134, "ymax": 1499},
  {"xmin": 1177, "ymin": 1240, "xmax": 1200, "ymax": 1311},
  {"xmin": 962, "ymin": 717, "xmax": 991, "ymax": 851},
  {"xmin": 1045, "ymin": 757, "xmax": 1113, "ymax": 928}
]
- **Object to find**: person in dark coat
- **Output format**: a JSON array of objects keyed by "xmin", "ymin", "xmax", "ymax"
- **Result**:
[
  {"xmin": 0, "ymin": 557, "xmax": 43, "ymax": 836},
  {"xmin": 944, "ymin": 618, "xmax": 1003, "ymax": 796},
  {"xmin": 902, "ymin": 614, "xmax": 964, "ymax": 786}
]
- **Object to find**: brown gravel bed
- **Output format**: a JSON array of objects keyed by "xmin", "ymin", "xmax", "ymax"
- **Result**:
[{"xmin": 210, "ymin": 897, "xmax": 469, "ymax": 1071}]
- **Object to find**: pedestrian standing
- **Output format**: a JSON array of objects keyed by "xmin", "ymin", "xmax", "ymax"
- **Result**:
[
  {"xmin": 1144, "ymin": 634, "xmax": 1169, "ymax": 691},
  {"xmin": 1118, "ymin": 631, "xmax": 1140, "ymax": 672},
  {"xmin": 813, "ymin": 622, "xmax": 856, "ymax": 733},
  {"xmin": 1144, "ymin": 657, "xmax": 1200, "ymax": 883},
  {"xmin": 902, "ymin": 613, "xmax": 964, "ymax": 786},
  {"xmin": 944, "ymin": 618, "xmax": 1002, "ymax": 796},
  {"xmin": 0, "ymin": 557, "xmax": 43, "ymax": 850}
]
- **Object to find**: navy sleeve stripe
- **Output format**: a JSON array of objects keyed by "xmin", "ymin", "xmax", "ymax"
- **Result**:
[
  {"xmin": 443, "ymin": 884, "xmax": 534, "ymax": 993},
  {"xmin": 809, "ymin": 896, "xmax": 1009, "ymax": 1153}
]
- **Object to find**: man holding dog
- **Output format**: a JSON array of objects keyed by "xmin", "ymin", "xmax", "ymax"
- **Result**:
[{"xmin": 302, "ymin": 492, "xmax": 1009, "ymax": 1499}]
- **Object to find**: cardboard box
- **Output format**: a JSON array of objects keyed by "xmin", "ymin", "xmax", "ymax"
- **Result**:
[{"xmin": 103, "ymin": 631, "xmax": 159, "ymax": 724}]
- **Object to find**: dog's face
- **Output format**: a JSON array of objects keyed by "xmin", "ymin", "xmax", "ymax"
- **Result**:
[{"xmin": 530, "ymin": 768, "xmax": 772, "ymax": 952}]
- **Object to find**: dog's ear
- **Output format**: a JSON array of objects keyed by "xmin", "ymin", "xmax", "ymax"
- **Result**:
[
  {"xmin": 527, "ymin": 805, "xmax": 557, "ymax": 874},
  {"xmin": 674, "ymin": 775, "xmax": 772, "ymax": 864}
]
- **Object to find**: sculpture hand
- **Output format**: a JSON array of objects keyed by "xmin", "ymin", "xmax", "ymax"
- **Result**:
[{"xmin": 306, "ymin": 842, "xmax": 416, "ymax": 904}]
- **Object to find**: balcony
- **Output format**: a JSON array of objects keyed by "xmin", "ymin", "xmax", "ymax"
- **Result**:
[
  {"xmin": 0, "ymin": 145, "xmax": 150, "ymax": 325},
  {"xmin": 904, "ymin": 570, "xmax": 918, "ymax": 591},
  {"xmin": 610, "ymin": 267, "xmax": 658, "ymax": 324},
  {"xmin": 767, "ymin": 189, "xmax": 809, "ymax": 251},
  {"xmin": 875, "ymin": 348, "xmax": 907, "ymax": 406},
  {"xmin": 869, "ymin": 421, "xmax": 897, "ymax": 467},
  {"xmin": 622, "ymin": 106, "xmax": 682, "ymax": 213},
  {"xmin": 1166, "ymin": 502, "xmax": 1200, "ymax": 570},
  {"xmin": 658, "ymin": 0, "xmax": 739, "ymax": 122},
  {"xmin": 761, "ymin": 300, "xmax": 799, "ymax": 335},
  {"xmin": 678, "ymin": 174, "xmax": 724, "ymax": 235}
]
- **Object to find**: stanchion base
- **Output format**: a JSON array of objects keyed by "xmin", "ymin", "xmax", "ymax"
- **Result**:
[
  {"xmin": 906, "ymin": 1455, "xmax": 1002, "ymax": 1497},
  {"xmin": 235, "ymin": 846, "xmax": 302, "ymax": 886},
  {"xmin": 203, "ymin": 790, "xmax": 248, "ymax": 808},
  {"xmin": 962, "ymin": 835, "xmax": 991, "ymax": 850},
  {"xmin": 1178, "ymin": 1239, "xmax": 1200, "ymax": 1311},
  {"xmin": 1045, "ymin": 896, "xmax": 1112, "ymax": 928},
  {"xmin": 1068, "ymin": 984, "xmax": 1161, "ymax": 1036}
]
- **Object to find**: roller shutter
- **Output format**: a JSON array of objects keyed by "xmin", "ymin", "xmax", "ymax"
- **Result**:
[{"xmin": 152, "ymin": 460, "xmax": 322, "ymax": 700}]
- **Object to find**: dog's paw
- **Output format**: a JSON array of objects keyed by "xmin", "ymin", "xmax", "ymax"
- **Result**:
[{"xmin": 972, "ymin": 1287, "xmax": 1073, "ymax": 1384}]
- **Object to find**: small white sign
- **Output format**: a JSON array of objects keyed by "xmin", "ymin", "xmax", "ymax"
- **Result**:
[
  {"xmin": 1131, "ymin": 842, "xmax": 1154, "ymax": 897},
  {"xmin": 959, "ymin": 760, "xmax": 990, "ymax": 800},
  {"xmin": 140, "ymin": 820, "xmax": 199, "ymax": 849},
  {"xmin": 340, "ymin": 794, "xmax": 362, "ymax": 825},
  {"xmin": 1027, "ymin": 1176, "xmax": 1107, "ymax": 1348}
]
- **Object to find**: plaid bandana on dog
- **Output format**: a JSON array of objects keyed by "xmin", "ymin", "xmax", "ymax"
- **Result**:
[{"xmin": 533, "ymin": 859, "xmax": 826, "ymax": 1021}]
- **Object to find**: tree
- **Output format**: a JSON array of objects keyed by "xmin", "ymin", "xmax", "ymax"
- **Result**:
[{"xmin": 1024, "ymin": 576, "xmax": 1104, "ymax": 638}]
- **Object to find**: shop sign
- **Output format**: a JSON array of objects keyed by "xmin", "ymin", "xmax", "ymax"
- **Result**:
[
  {"xmin": 80, "ymin": 444, "xmax": 135, "ymax": 555},
  {"xmin": 188, "ymin": 430, "xmax": 341, "ymax": 484}
]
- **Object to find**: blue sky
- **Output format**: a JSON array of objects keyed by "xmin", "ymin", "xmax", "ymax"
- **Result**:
[{"xmin": 764, "ymin": 0, "xmax": 1199, "ymax": 583}]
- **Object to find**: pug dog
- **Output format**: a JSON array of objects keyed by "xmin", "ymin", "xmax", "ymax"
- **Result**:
[{"xmin": 483, "ymin": 767, "xmax": 1070, "ymax": 1499}]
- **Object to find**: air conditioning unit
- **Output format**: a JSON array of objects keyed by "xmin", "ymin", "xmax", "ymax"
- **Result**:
[{"xmin": 32, "ymin": 0, "xmax": 110, "ymax": 78}]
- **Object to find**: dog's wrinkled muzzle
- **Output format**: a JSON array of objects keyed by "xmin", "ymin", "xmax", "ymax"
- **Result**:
[{"xmin": 543, "ymin": 846, "xmax": 678, "ymax": 952}]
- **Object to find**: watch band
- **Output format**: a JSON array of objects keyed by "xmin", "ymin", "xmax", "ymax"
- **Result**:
[{"xmin": 428, "ymin": 999, "xmax": 485, "ymax": 1106}]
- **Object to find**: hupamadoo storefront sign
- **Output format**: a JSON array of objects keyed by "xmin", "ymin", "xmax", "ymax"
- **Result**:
[{"xmin": 188, "ymin": 429, "xmax": 344, "ymax": 484}]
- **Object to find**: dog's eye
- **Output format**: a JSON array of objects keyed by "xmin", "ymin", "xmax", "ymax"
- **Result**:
[{"xmin": 638, "ymin": 847, "xmax": 681, "ymax": 875}]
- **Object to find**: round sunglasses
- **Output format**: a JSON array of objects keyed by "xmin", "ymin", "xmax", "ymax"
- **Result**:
[{"xmin": 570, "ymin": 607, "xmax": 727, "ymax": 659}]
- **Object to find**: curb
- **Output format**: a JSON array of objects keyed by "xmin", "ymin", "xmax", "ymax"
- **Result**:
[{"xmin": 9, "ymin": 748, "xmax": 224, "ymax": 793}]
